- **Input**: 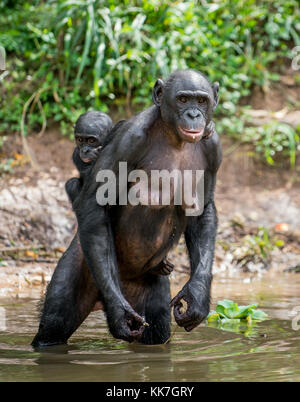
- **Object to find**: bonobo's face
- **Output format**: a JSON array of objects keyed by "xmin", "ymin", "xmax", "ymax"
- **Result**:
[
  {"xmin": 74, "ymin": 112, "xmax": 113, "ymax": 163},
  {"xmin": 153, "ymin": 70, "xmax": 219, "ymax": 143},
  {"xmin": 75, "ymin": 133, "xmax": 102, "ymax": 163}
]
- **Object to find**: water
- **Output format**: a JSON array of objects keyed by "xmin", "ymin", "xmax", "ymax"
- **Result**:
[{"xmin": 0, "ymin": 274, "xmax": 300, "ymax": 382}]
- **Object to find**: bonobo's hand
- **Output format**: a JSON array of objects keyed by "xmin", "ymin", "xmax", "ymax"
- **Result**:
[
  {"xmin": 170, "ymin": 280, "xmax": 209, "ymax": 332},
  {"xmin": 203, "ymin": 120, "xmax": 216, "ymax": 140},
  {"xmin": 107, "ymin": 302, "xmax": 147, "ymax": 343}
]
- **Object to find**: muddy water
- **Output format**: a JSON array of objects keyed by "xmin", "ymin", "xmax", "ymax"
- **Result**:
[{"xmin": 0, "ymin": 273, "xmax": 300, "ymax": 382}]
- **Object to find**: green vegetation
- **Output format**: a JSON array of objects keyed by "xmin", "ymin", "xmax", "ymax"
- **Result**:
[
  {"xmin": 207, "ymin": 299, "xmax": 268, "ymax": 335},
  {"xmin": 218, "ymin": 114, "xmax": 300, "ymax": 167},
  {"xmin": 0, "ymin": 0, "xmax": 299, "ymax": 164},
  {"xmin": 233, "ymin": 225, "xmax": 284, "ymax": 268},
  {"xmin": 218, "ymin": 224, "xmax": 285, "ymax": 271},
  {"xmin": 241, "ymin": 226, "xmax": 284, "ymax": 259}
]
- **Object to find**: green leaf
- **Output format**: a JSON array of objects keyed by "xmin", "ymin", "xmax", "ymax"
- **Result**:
[
  {"xmin": 211, "ymin": 300, "xmax": 268, "ymax": 326},
  {"xmin": 217, "ymin": 299, "xmax": 236, "ymax": 309},
  {"xmin": 224, "ymin": 306, "xmax": 239, "ymax": 318},
  {"xmin": 233, "ymin": 304, "xmax": 258, "ymax": 318},
  {"xmin": 215, "ymin": 305, "xmax": 227, "ymax": 318},
  {"xmin": 207, "ymin": 312, "xmax": 220, "ymax": 322},
  {"xmin": 250, "ymin": 309, "xmax": 268, "ymax": 321}
]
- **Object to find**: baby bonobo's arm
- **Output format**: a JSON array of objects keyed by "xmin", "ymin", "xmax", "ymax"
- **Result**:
[
  {"xmin": 65, "ymin": 147, "xmax": 95, "ymax": 205},
  {"xmin": 65, "ymin": 177, "xmax": 82, "ymax": 204}
]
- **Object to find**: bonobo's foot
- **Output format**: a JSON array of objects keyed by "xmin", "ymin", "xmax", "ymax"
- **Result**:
[
  {"xmin": 150, "ymin": 258, "xmax": 174, "ymax": 276},
  {"xmin": 31, "ymin": 338, "xmax": 66, "ymax": 348},
  {"xmin": 31, "ymin": 326, "xmax": 69, "ymax": 348}
]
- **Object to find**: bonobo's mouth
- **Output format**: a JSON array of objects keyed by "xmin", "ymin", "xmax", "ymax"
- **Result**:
[
  {"xmin": 81, "ymin": 157, "xmax": 92, "ymax": 163},
  {"xmin": 178, "ymin": 127, "xmax": 205, "ymax": 141}
]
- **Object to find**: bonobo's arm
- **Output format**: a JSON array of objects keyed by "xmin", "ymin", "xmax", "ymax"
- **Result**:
[
  {"xmin": 170, "ymin": 128, "xmax": 222, "ymax": 331},
  {"xmin": 65, "ymin": 148, "xmax": 91, "ymax": 204},
  {"xmin": 65, "ymin": 177, "xmax": 82, "ymax": 204},
  {"xmin": 72, "ymin": 146, "xmax": 90, "ymax": 173},
  {"xmin": 73, "ymin": 108, "xmax": 157, "ymax": 342}
]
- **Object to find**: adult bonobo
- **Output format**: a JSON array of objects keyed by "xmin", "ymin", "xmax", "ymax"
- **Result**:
[{"xmin": 32, "ymin": 69, "xmax": 222, "ymax": 347}]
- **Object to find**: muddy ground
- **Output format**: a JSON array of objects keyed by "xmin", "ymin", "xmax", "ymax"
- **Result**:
[{"xmin": 0, "ymin": 76, "xmax": 299, "ymax": 297}]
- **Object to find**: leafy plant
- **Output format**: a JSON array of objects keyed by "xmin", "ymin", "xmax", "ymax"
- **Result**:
[
  {"xmin": 231, "ymin": 226, "xmax": 285, "ymax": 270},
  {"xmin": 0, "ymin": 0, "xmax": 299, "ymax": 165},
  {"xmin": 217, "ymin": 113, "xmax": 300, "ymax": 167},
  {"xmin": 207, "ymin": 299, "xmax": 268, "ymax": 335},
  {"xmin": 244, "ymin": 122, "xmax": 300, "ymax": 167}
]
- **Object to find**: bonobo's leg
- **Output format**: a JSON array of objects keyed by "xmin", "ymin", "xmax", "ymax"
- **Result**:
[
  {"xmin": 171, "ymin": 201, "xmax": 217, "ymax": 331},
  {"xmin": 65, "ymin": 178, "xmax": 81, "ymax": 204},
  {"xmin": 140, "ymin": 274, "xmax": 171, "ymax": 345},
  {"xmin": 120, "ymin": 274, "xmax": 171, "ymax": 345},
  {"xmin": 150, "ymin": 258, "xmax": 174, "ymax": 276},
  {"xmin": 32, "ymin": 233, "xmax": 99, "ymax": 347}
]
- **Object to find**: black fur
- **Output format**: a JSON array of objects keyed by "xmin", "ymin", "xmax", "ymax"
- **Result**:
[{"xmin": 32, "ymin": 70, "xmax": 222, "ymax": 347}]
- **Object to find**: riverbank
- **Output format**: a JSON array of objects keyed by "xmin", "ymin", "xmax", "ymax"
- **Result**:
[{"xmin": 0, "ymin": 129, "xmax": 299, "ymax": 298}]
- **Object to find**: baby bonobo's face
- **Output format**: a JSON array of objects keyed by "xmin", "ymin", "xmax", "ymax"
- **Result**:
[{"xmin": 75, "ymin": 133, "xmax": 102, "ymax": 163}]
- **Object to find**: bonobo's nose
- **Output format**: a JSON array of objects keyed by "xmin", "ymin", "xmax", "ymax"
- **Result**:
[{"xmin": 187, "ymin": 109, "xmax": 201, "ymax": 119}]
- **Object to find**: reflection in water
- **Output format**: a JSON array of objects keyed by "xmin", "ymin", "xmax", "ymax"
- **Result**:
[{"xmin": 0, "ymin": 275, "xmax": 300, "ymax": 381}]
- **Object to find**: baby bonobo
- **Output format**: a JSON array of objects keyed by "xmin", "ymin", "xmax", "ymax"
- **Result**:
[
  {"xmin": 65, "ymin": 111, "xmax": 114, "ymax": 204},
  {"xmin": 66, "ymin": 111, "xmax": 174, "ymax": 276}
]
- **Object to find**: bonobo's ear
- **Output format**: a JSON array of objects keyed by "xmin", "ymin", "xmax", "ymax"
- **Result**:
[
  {"xmin": 152, "ymin": 79, "xmax": 164, "ymax": 107},
  {"xmin": 212, "ymin": 82, "xmax": 219, "ymax": 111}
]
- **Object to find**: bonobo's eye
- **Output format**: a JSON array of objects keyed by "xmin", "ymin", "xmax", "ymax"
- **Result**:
[
  {"xmin": 178, "ymin": 95, "xmax": 188, "ymax": 104},
  {"xmin": 88, "ymin": 138, "xmax": 96, "ymax": 145},
  {"xmin": 77, "ymin": 137, "xmax": 83, "ymax": 143},
  {"xmin": 198, "ymin": 97, "xmax": 207, "ymax": 104}
]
